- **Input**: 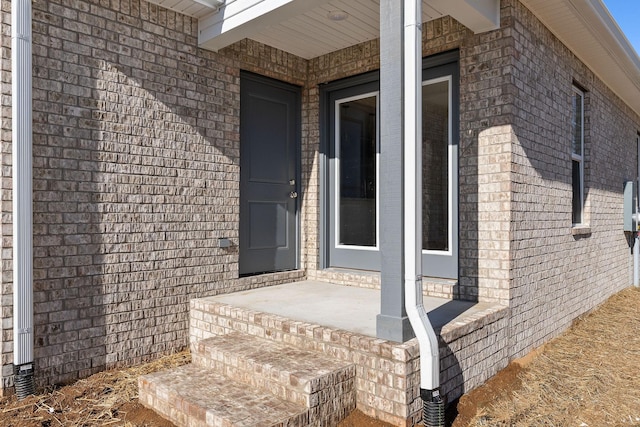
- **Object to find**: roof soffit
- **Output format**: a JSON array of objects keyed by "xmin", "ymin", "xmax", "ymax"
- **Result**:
[{"xmin": 195, "ymin": 0, "xmax": 499, "ymax": 58}]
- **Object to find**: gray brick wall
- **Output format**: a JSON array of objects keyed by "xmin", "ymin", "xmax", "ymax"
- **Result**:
[
  {"xmin": 0, "ymin": 0, "xmax": 306, "ymax": 391},
  {"xmin": 507, "ymin": 0, "xmax": 639, "ymax": 359}
]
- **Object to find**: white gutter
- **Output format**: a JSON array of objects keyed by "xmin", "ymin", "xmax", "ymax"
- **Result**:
[
  {"xmin": 11, "ymin": 0, "xmax": 35, "ymax": 397},
  {"xmin": 403, "ymin": 0, "xmax": 439, "ymax": 392}
]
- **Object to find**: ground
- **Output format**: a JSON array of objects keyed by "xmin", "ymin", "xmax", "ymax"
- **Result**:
[
  {"xmin": 0, "ymin": 350, "xmax": 392, "ymax": 427},
  {"xmin": 0, "ymin": 287, "xmax": 638, "ymax": 426},
  {"xmin": 453, "ymin": 286, "xmax": 640, "ymax": 427},
  {"xmin": 0, "ymin": 352, "xmax": 185, "ymax": 427}
]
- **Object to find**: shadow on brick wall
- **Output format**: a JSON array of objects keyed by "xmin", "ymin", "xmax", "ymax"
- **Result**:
[{"xmin": 27, "ymin": 0, "xmax": 245, "ymax": 388}]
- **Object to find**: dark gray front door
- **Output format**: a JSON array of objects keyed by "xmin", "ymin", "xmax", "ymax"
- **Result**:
[{"xmin": 239, "ymin": 72, "xmax": 300, "ymax": 275}]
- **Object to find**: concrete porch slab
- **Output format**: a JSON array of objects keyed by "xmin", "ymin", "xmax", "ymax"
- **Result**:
[{"xmin": 208, "ymin": 280, "xmax": 495, "ymax": 338}]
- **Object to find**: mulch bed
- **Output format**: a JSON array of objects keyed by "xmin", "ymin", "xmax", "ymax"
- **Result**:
[
  {"xmin": 453, "ymin": 286, "xmax": 640, "ymax": 427},
  {"xmin": 0, "ymin": 352, "xmax": 190, "ymax": 426}
]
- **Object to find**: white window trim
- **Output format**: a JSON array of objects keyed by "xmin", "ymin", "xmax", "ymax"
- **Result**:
[
  {"xmin": 334, "ymin": 91, "xmax": 380, "ymax": 251},
  {"xmin": 421, "ymin": 75, "xmax": 453, "ymax": 256},
  {"xmin": 572, "ymin": 86, "xmax": 585, "ymax": 227}
]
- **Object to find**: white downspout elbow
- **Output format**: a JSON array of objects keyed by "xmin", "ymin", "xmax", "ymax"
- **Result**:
[
  {"xmin": 403, "ymin": 0, "xmax": 444, "ymax": 424},
  {"xmin": 11, "ymin": 0, "xmax": 35, "ymax": 398}
]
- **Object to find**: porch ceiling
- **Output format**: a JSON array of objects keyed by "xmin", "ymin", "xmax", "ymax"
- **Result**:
[{"xmin": 146, "ymin": 0, "xmax": 500, "ymax": 59}]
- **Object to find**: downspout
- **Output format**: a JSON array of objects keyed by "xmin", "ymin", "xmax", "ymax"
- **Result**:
[
  {"xmin": 634, "ymin": 235, "xmax": 639, "ymax": 287},
  {"xmin": 11, "ymin": 0, "xmax": 35, "ymax": 398},
  {"xmin": 402, "ymin": 0, "xmax": 444, "ymax": 425},
  {"xmin": 635, "ymin": 135, "xmax": 639, "ymax": 288}
]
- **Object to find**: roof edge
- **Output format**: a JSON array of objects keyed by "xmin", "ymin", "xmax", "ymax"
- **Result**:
[
  {"xmin": 523, "ymin": 0, "xmax": 640, "ymax": 117},
  {"xmin": 585, "ymin": 0, "xmax": 640, "ymax": 71}
]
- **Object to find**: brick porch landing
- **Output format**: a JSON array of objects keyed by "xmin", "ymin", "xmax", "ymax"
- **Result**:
[
  {"xmin": 206, "ymin": 280, "xmax": 485, "ymax": 336},
  {"xmin": 141, "ymin": 281, "xmax": 509, "ymax": 426}
]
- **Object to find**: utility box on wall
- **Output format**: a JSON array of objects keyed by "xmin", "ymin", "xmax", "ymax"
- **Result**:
[{"xmin": 623, "ymin": 180, "xmax": 638, "ymax": 232}]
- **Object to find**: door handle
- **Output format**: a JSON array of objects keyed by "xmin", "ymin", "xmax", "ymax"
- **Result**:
[{"xmin": 289, "ymin": 191, "xmax": 298, "ymax": 199}]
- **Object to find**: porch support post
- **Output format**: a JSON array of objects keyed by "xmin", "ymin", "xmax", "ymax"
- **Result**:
[{"xmin": 376, "ymin": 0, "xmax": 414, "ymax": 342}]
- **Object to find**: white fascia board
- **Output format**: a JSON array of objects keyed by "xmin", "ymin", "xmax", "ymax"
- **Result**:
[
  {"xmin": 578, "ymin": 0, "xmax": 640, "ymax": 91},
  {"xmin": 430, "ymin": 0, "xmax": 500, "ymax": 33},
  {"xmin": 583, "ymin": 0, "xmax": 640, "ymax": 68},
  {"xmin": 199, "ymin": 0, "xmax": 332, "ymax": 51}
]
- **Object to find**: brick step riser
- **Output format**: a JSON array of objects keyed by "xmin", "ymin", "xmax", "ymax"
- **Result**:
[
  {"xmin": 191, "ymin": 352, "xmax": 346, "ymax": 408},
  {"xmin": 191, "ymin": 336, "xmax": 357, "ymax": 413},
  {"xmin": 190, "ymin": 301, "xmax": 398, "ymax": 359},
  {"xmin": 139, "ymin": 364, "xmax": 311, "ymax": 427}
]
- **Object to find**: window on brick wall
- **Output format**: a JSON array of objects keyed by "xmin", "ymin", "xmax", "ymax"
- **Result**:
[{"xmin": 571, "ymin": 86, "xmax": 585, "ymax": 225}]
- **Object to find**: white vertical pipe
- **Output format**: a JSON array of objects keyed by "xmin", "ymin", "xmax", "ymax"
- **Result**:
[
  {"xmin": 634, "ymin": 237, "xmax": 639, "ymax": 287},
  {"xmin": 403, "ymin": 0, "xmax": 440, "ymax": 390},
  {"xmin": 635, "ymin": 136, "xmax": 640, "ymax": 287},
  {"xmin": 12, "ymin": 0, "xmax": 34, "ymax": 366}
]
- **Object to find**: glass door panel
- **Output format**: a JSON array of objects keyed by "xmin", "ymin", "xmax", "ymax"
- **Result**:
[
  {"xmin": 420, "ymin": 65, "xmax": 458, "ymax": 279},
  {"xmin": 422, "ymin": 78, "xmax": 451, "ymax": 253},
  {"xmin": 337, "ymin": 95, "xmax": 378, "ymax": 248}
]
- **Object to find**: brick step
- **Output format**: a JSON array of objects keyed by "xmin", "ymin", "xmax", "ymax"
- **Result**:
[
  {"xmin": 192, "ymin": 332, "xmax": 356, "ymax": 412},
  {"xmin": 139, "ymin": 364, "xmax": 309, "ymax": 427},
  {"xmin": 139, "ymin": 332, "xmax": 357, "ymax": 426}
]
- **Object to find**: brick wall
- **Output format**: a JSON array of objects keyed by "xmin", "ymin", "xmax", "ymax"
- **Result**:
[
  {"xmin": 0, "ymin": 0, "xmax": 307, "ymax": 390},
  {"xmin": 0, "ymin": 0, "xmax": 11, "ymax": 391},
  {"xmin": 457, "ymin": 2, "xmax": 515, "ymax": 304},
  {"xmin": 508, "ymin": 0, "xmax": 640, "ymax": 358}
]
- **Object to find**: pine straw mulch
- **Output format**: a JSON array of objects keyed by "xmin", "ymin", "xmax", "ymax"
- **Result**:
[
  {"xmin": 462, "ymin": 286, "xmax": 640, "ymax": 427},
  {"xmin": 0, "ymin": 351, "xmax": 191, "ymax": 427}
]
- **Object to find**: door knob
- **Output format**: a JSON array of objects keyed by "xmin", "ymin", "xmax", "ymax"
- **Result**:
[{"xmin": 289, "ymin": 191, "xmax": 298, "ymax": 199}]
